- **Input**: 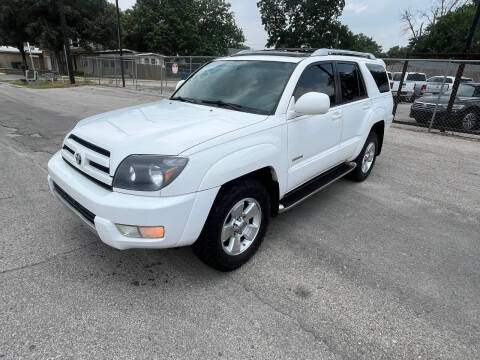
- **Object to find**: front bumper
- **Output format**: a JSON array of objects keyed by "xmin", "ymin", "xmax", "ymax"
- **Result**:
[{"xmin": 47, "ymin": 151, "xmax": 218, "ymax": 250}]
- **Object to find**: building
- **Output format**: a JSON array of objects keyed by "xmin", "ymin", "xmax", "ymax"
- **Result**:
[{"xmin": 0, "ymin": 45, "xmax": 43, "ymax": 70}]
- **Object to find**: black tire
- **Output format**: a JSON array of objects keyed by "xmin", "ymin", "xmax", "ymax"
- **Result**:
[
  {"xmin": 347, "ymin": 132, "xmax": 379, "ymax": 182},
  {"xmin": 193, "ymin": 178, "xmax": 270, "ymax": 271},
  {"xmin": 461, "ymin": 112, "xmax": 478, "ymax": 131}
]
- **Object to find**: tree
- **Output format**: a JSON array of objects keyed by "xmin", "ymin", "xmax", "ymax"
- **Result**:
[
  {"xmin": 123, "ymin": 0, "xmax": 245, "ymax": 56},
  {"xmin": 28, "ymin": 0, "xmax": 118, "ymax": 72},
  {"xmin": 0, "ymin": 0, "xmax": 36, "ymax": 68},
  {"xmin": 384, "ymin": 45, "xmax": 410, "ymax": 58},
  {"xmin": 257, "ymin": 0, "xmax": 346, "ymax": 48},
  {"xmin": 332, "ymin": 24, "xmax": 382, "ymax": 55},
  {"xmin": 409, "ymin": 3, "xmax": 480, "ymax": 53},
  {"xmin": 401, "ymin": 0, "xmax": 470, "ymax": 41}
]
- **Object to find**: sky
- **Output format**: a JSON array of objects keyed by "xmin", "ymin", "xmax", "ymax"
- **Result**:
[{"xmin": 111, "ymin": 0, "xmax": 432, "ymax": 51}]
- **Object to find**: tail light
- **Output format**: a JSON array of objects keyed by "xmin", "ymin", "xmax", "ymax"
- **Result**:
[
  {"xmin": 421, "ymin": 84, "xmax": 427, "ymax": 92},
  {"xmin": 390, "ymin": 82, "xmax": 394, "ymax": 89}
]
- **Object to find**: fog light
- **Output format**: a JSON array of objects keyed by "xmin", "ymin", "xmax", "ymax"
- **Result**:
[
  {"xmin": 116, "ymin": 224, "xmax": 141, "ymax": 237},
  {"xmin": 116, "ymin": 225, "xmax": 165, "ymax": 238}
]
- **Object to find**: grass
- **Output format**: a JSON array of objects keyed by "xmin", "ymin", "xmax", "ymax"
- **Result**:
[{"xmin": 9, "ymin": 79, "xmax": 94, "ymax": 89}]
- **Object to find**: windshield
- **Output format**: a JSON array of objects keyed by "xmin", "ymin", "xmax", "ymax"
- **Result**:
[
  {"xmin": 171, "ymin": 60, "xmax": 297, "ymax": 115},
  {"xmin": 444, "ymin": 84, "xmax": 478, "ymax": 97},
  {"xmin": 406, "ymin": 73, "xmax": 426, "ymax": 81}
]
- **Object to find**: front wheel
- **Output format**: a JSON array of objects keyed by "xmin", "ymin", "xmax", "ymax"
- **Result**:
[
  {"xmin": 193, "ymin": 179, "xmax": 270, "ymax": 271},
  {"xmin": 347, "ymin": 132, "xmax": 378, "ymax": 182}
]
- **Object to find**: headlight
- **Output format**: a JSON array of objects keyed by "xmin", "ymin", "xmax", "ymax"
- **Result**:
[
  {"xmin": 113, "ymin": 155, "xmax": 188, "ymax": 192},
  {"xmin": 452, "ymin": 104, "xmax": 465, "ymax": 110}
]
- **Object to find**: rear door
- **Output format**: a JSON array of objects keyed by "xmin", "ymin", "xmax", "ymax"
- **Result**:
[{"xmin": 335, "ymin": 62, "xmax": 371, "ymax": 159}]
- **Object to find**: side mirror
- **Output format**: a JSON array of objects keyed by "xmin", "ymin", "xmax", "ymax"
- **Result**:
[
  {"xmin": 175, "ymin": 80, "xmax": 185, "ymax": 91},
  {"xmin": 295, "ymin": 92, "xmax": 330, "ymax": 115}
]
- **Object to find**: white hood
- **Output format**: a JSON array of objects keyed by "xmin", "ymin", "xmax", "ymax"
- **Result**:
[{"xmin": 71, "ymin": 99, "xmax": 267, "ymax": 166}]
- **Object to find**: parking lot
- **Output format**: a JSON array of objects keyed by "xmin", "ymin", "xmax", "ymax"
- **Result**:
[{"xmin": 0, "ymin": 83, "xmax": 479, "ymax": 359}]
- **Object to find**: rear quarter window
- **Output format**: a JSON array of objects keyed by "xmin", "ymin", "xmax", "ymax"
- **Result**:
[{"xmin": 366, "ymin": 64, "xmax": 390, "ymax": 93}]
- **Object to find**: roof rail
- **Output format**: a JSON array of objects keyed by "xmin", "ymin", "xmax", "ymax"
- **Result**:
[{"xmin": 312, "ymin": 48, "xmax": 376, "ymax": 60}]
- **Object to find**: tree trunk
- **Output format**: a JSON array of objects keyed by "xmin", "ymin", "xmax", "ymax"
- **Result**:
[{"xmin": 17, "ymin": 43, "xmax": 28, "ymax": 70}]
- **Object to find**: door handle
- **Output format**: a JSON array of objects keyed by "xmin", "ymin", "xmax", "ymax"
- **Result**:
[
  {"xmin": 363, "ymin": 102, "xmax": 372, "ymax": 110},
  {"xmin": 331, "ymin": 111, "xmax": 342, "ymax": 120}
]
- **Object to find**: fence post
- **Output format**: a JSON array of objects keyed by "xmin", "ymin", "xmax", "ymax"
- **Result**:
[
  {"xmin": 97, "ymin": 57, "xmax": 100, "ymax": 85},
  {"xmin": 392, "ymin": 56, "xmax": 409, "ymax": 117},
  {"xmin": 429, "ymin": 60, "xmax": 452, "ymax": 132}
]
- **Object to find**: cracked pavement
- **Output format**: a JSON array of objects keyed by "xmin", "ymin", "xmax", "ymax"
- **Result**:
[{"xmin": 0, "ymin": 83, "xmax": 479, "ymax": 359}]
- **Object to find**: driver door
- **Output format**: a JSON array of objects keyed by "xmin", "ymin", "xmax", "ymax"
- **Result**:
[{"xmin": 287, "ymin": 62, "xmax": 343, "ymax": 191}]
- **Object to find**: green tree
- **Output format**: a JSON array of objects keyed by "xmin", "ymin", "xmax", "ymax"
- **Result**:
[
  {"xmin": 28, "ymin": 0, "xmax": 118, "ymax": 71},
  {"xmin": 410, "ymin": 3, "xmax": 480, "ymax": 53},
  {"xmin": 0, "ymin": 0, "xmax": 36, "ymax": 68},
  {"xmin": 123, "ymin": 0, "xmax": 245, "ymax": 56},
  {"xmin": 257, "ymin": 0, "xmax": 346, "ymax": 48},
  {"xmin": 384, "ymin": 45, "xmax": 410, "ymax": 58},
  {"xmin": 332, "ymin": 24, "xmax": 382, "ymax": 55}
]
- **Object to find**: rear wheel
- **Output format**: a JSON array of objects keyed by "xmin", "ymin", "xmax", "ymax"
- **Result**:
[
  {"xmin": 193, "ymin": 179, "xmax": 270, "ymax": 271},
  {"xmin": 347, "ymin": 132, "xmax": 378, "ymax": 182}
]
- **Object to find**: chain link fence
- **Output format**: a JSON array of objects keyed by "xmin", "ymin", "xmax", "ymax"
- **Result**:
[
  {"xmin": 81, "ymin": 55, "xmax": 216, "ymax": 95},
  {"xmin": 385, "ymin": 58, "xmax": 480, "ymax": 134}
]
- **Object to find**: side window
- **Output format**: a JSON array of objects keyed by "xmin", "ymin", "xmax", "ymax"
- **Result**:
[
  {"xmin": 294, "ymin": 63, "xmax": 336, "ymax": 106},
  {"xmin": 366, "ymin": 63, "xmax": 389, "ymax": 93},
  {"xmin": 337, "ymin": 63, "xmax": 366, "ymax": 102}
]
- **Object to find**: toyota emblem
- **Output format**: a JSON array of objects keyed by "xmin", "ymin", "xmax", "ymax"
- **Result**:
[{"xmin": 74, "ymin": 152, "xmax": 82, "ymax": 165}]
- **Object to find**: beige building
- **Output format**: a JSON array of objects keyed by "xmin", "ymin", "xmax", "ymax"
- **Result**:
[{"xmin": 0, "ymin": 46, "xmax": 43, "ymax": 70}]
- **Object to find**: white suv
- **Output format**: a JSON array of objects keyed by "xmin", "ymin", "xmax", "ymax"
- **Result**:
[{"xmin": 48, "ymin": 49, "xmax": 393, "ymax": 271}]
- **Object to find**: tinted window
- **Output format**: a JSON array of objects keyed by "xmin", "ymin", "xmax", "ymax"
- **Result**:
[
  {"xmin": 173, "ymin": 60, "xmax": 296, "ymax": 115},
  {"xmin": 294, "ymin": 63, "xmax": 336, "ymax": 105},
  {"xmin": 428, "ymin": 77, "xmax": 441, "ymax": 82},
  {"xmin": 387, "ymin": 72, "xmax": 392, "ymax": 80},
  {"xmin": 338, "ymin": 63, "xmax": 366, "ymax": 102},
  {"xmin": 366, "ymin": 64, "xmax": 389, "ymax": 93},
  {"xmin": 392, "ymin": 73, "xmax": 402, "ymax": 81},
  {"xmin": 406, "ymin": 73, "xmax": 427, "ymax": 81}
]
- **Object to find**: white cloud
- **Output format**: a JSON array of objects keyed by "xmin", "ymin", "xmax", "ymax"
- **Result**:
[{"xmin": 345, "ymin": 1, "xmax": 368, "ymax": 15}]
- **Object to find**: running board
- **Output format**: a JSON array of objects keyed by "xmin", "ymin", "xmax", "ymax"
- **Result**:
[{"xmin": 279, "ymin": 162, "xmax": 356, "ymax": 213}]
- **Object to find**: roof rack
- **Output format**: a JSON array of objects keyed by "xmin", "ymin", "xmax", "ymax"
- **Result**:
[
  {"xmin": 312, "ymin": 48, "xmax": 376, "ymax": 60},
  {"xmin": 231, "ymin": 48, "xmax": 377, "ymax": 60}
]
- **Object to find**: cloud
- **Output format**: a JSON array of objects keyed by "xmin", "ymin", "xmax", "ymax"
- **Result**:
[{"xmin": 345, "ymin": 1, "xmax": 368, "ymax": 15}]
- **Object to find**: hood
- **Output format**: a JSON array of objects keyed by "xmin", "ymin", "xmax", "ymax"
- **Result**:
[{"xmin": 71, "ymin": 99, "xmax": 267, "ymax": 158}]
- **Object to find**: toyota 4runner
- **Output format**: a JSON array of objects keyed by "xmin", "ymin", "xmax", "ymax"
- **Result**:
[{"xmin": 47, "ymin": 49, "xmax": 393, "ymax": 271}]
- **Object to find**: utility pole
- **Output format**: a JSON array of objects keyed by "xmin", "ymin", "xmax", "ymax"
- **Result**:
[
  {"xmin": 57, "ymin": 0, "xmax": 75, "ymax": 84},
  {"xmin": 115, "ymin": 0, "xmax": 125, "ymax": 88},
  {"xmin": 446, "ymin": 0, "xmax": 480, "ymax": 118}
]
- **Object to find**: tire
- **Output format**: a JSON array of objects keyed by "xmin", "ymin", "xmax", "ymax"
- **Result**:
[
  {"xmin": 193, "ymin": 178, "xmax": 270, "ymax": 271},
  {"xmin": 347, "ymin": 132, "xmax": 379, "ymax": 182},
  {"xmin": 461, "ymin": 112, "xmax": 478, "ymax": 131}
]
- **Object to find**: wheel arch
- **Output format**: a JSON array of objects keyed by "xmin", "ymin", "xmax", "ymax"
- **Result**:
[
  {"xmin": 217, "ymin": 167, "xmax": 280, "ymax": 217},
  {"xmin": 370, "ymin": 120, "xmax": 385, "ymax": 155}
]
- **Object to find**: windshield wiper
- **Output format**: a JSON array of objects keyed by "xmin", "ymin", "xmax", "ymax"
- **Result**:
[
  {"xmin": 199, "ymin": 100, "xmax": 250, "ymax": 112},
  {"xmin": 172, "ymin": 96, "xmax": 199, "ymax": 104}
]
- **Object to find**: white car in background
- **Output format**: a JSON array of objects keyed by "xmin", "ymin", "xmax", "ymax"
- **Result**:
[
  {"xmin": 391, "ymin": 72, "xmax": 427, "ymax": 102},
  {"xmin": 426, "ymin": 76, "xmax": 474, "ymax": 94},
  {"xmin": 47, "ymin": 49, "xmax": 393, "ymax": 271}
]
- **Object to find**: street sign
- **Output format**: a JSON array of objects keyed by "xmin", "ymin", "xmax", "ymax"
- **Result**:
[{"xmin": 172, "ymin": 63, "xmax": 179, "ymax": 74}]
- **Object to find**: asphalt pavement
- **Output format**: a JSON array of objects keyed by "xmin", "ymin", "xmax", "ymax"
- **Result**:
[{"xmin": 0, "ymin": 83, "xmax": 479, "ymax": 359}]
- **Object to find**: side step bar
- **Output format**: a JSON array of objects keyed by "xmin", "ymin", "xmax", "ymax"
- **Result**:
[{"xmin": 279, "ymin": 162, "xmax": 356, "ymax": 213}]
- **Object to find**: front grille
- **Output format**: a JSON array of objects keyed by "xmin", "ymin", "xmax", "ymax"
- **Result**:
[
  {"xmin": 53, "ymin": 182, "xmax": 96, "ymax": 225},
  {"xmin": 61, "ymin": 134, "xmax": 112, "ymax": 187},
  {"xmin": 68, "ymin": 134, "xmax": 110, "ymax": 157},
  {"xmin": 412, "ymin": 102, "xmax": 440, "ymax": 112}
]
